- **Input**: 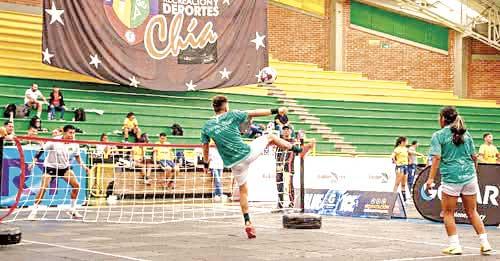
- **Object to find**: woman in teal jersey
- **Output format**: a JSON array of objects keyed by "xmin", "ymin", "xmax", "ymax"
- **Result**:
[{"xmin": 426, "ymin": 106, "xmax": 493, "ymax": 256}]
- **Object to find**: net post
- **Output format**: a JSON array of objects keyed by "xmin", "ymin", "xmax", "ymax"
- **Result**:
[{"xmin": 299, "ymin": 136, "xmax": 305, "ymax": 213}]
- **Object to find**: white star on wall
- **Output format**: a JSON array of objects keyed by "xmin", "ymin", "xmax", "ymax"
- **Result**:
[
  {"xmin": 42, "ymin": 48, "xmax": 54, "ymax": 64},
  {"xmin": 89, "ymin": 54, "xmax": 102, "ymax": 69},
  {"xmin": 223, "ymin": 0, "xmax": 231, "ymax": 5},
  {"xmin": 45, "ymin": 1, "xmax": 65, "ymax": 25},
  {"xmin": 251, "ymin": 32, "xmax": 266, "ymax": 50},
  {"xmin": 219, "ymin": 68, "xmax": 232, "ymax": 80},
  {"xmin": 186, "ymin": 80, "xmax": 197, "ymax": 91},
  {"xmin": 129, "ymin": 76, "xmax": 140, "ymax": 88}
]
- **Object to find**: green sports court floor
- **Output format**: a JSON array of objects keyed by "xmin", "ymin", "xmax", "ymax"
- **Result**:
[{"xmin": 1, "ymin": 209, "xmax": 498, "ymax": 260}]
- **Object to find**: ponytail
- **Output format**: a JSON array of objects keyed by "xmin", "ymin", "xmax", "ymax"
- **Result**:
[
  {"xmin": 440, "ymin": 106, "xmax": 466, "ymax": 146},
  {"xmin": 450, "ymin": 115, "xmax": 466, "ymax": 146}
]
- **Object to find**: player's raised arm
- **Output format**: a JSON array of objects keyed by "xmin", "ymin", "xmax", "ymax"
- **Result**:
[{"xmin": 246, "ymin": 107, "xmax": 287, "ymax": 118}]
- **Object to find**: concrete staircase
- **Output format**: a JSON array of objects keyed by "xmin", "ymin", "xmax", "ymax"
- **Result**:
[{"xmin": 266, "ymin": 84, "xmax": 357, "ymax": 154}]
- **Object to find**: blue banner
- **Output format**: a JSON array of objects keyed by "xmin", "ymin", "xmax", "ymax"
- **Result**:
[{"xmin": 1, "ymin": 146, "xmax": 87, "ymax": 207}]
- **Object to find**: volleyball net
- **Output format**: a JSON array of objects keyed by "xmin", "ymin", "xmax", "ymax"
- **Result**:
[{"xmin": 0, "ymin": 136, "xmax": 296, "ymax": 224}]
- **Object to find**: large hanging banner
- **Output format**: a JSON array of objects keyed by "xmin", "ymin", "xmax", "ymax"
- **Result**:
[{"xmin": 42, "ymin": 0, "xmax": 268, "ymax": 91}]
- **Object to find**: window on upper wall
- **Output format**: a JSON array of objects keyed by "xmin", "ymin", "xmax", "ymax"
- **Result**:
[
  {"xmin": 350, "ymin": 0, "xmax": 449, "ymax": 51},
  {"xmin": 273, "ymin": 0, "xmax": 326, "ymax": 16}
]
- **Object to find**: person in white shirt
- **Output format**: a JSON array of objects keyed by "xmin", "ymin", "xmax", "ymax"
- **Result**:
[
  {"xmin": 28, "ymin": 125, "xmax": 90, "ymax": 219},
  {"xmin": 209, "ymin": 147, "xmax": 225, "ymax": 201},
  {"xmin": 24, "ymin": 83, "xmax": 48, "ymax": 118}
]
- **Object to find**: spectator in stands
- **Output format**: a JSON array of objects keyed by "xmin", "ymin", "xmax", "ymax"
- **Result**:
[
  {"xmin": 132, "ymin": 134, "xmax": 152, "ymax": 184},
  {"xmin": 96, "ymin": 133, "xmax": 116, "ymax": 159},
  {"xmin": 123, "ymin": 112, "xmax": 141, "ymax": 142},
  {"xmin": 274, "ymin": 109, "xmax": 291, "ymax": 133},
  {"xmin": 209, "ymin": 145, "xmax": 225, "ymax": 201},
  {"xmin": 153, "ymin": 133, "xmax": 178, "ymax": 188},
  {"xmin": 478, "ymin": 133, "xmax": 499, "ymax": 164},
  {"xmin": 51, "ymin": 127, "xmax": 62, "ymax": 137},
  {"xmin": 25, "ymin": 126, "xmax": 42, "ymax": 147},
  {"xmin": 276, "ymin": 125, "xmax": 296, "ymax": 209},
  {"xmin": 48, "ymin": 87, "xmax": 66, "ymax": 121},
  {"xmin": 247, "ymin": 123, "xmax": 265, "ymax": 138},
  {"xmin": 29, "ymin": 116, "xmax": 48, "ymax": 133},
  {"xmin": 24, "ymin": 83, "xmax": 48, "ymax": 118},
  {"xmin": 0, "ymin": 121, "xmax": 15, "ymax": 140},
  {"xmin": 407, "ymin": 140, "xmax": 424, "ymax": 192},
  {"xmin": 392, "ymin": 136, "xmax": 409, "ymax": 202}
]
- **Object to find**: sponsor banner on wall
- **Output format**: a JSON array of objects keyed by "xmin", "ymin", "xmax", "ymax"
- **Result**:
[
  {"xmin": 42, "ymin": 0, "xmax": 268, "ymax": 91},
  {"xmin": 0, "ymin": 146, "xmax": 88, "ymax": 207},
  {"xmin": 293, "ymin": 157, "xmax": 396, "ymax": 192},
  {"xmin": 305, "ymin": 189, "xmax": 405, "ymax": 219},
  {"xmin": 413, "ymin": 164, "xmax": 500, "ymax": 226}
]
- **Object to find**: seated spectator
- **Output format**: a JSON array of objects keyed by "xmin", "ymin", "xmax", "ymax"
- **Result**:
[
  {"xmin": 122, "ymin": 112, "xmax": 141, "ymax": 142},
  {"xmin": 274, "ymin": 109, "xmax": 291, "ymax": 133},
  {"xmin": 48, "ymin": 87, "xmax": 66, "ymax": 121},
  {"xmin": 0, "ymin": 121, "xmax": 15, "ymax": 140},
  {"xmin": 132, "ymin": 134, "xmax": 152, "ymax": 184},
  {"xmin": 29, "ymin": 116, "xmax": 48, "ymax": 133},
  {"xmin": 25, "ymin": 126, "xmax": 42, "ymax": 147},
  {"xmin": 247, "ymin": 123, "xmax": 265, "ymax": 138},
  {"xmin": 51, "ymin": 127, "xmax": 62, "ymax": 137},
  {"xmin": 96, "ymin": 133, "xmax": 116, "ymax": 159},
  {"xmin": 153, "ymin": 133, "xmax": 179, "ymax": 188},
  {"xmin": 479, "ymin": 133, "xmax": 499, "ymax": 164},
  {"xmin": 24, "ymin": 83, "xmax": 48, "ymax": 118}
]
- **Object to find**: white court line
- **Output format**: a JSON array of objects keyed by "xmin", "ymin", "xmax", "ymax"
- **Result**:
[
  {"xmin": 23, "ymin": 240, "xmax": 151, "ymax": 261},
  {"xmin": 385, "ymin": 253, "xmax": 495, "ymax": 261}
]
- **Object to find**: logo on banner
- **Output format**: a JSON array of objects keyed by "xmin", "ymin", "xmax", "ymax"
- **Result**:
[{"xmin": 104, "ymin": 0, "xmax": 159, "ymax": 45}]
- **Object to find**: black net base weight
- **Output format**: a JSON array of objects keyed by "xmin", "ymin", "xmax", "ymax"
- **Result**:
[
  {"xmin": 283, "ymin": 212, "xmax": 322, "ymax": 229},
  {"xmin": 0, "ymin": 224, "xmax": 22, "ymax": 245}
]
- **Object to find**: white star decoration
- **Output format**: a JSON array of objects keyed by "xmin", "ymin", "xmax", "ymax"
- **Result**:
[
  {"xmin": 129, "ymin": 76, "xmax": 140, "ymax": 88},
  {"xmin": 186, "ymin": 80, "xmax": 197, "ymax": 91},
  {"xmin": 219, "ymin": 68, "xmax": 232, "ymax": 80},
  {"xmin": 89, "ymin": 54, "xmax": 102, "ymax": 69},
  {"xmin": 223, "ymin": 0, "xmax": 231, "ymax": 5},
  {"xmin": 45, "ymin": 1, "xmax": 65, "ymax": 25},
  {"xmin": 42, "ymin": 48, "xmax": 54, "ymax": 64},
  {"xmin": 251, "ymin": 32, "xmax": 266, "ymax": 50}
]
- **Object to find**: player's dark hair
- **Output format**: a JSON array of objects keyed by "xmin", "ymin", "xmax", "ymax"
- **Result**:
[
  {"xmin": 394, "ymin": 136, "xmax": 407, "ymax": 148},
  {"xmin": 411, "ymin": 140, "xmax": 418, "ymax": 145},
  {"xmin": 212, "ymin": 95, "xmax": 228, "ymax": 113},
  {"xmin": 159, "ymin": 132, "xmax": 167, "ymax": 137},
  {"xmin": 100, "ymin": 133, "xmax": 107, "ymax": 141},
  {"xmin": 4, "ymin": 120, "xmax": 11, "ymax": 126},
  {"xmin": 483, "ymin": 132, "xmax": 492, "ymax": 140},
  {"xmin": 440, "ymin": 106, "xmax": 466, "ymax": 146},
  {"xmin": 63, "ymin": 124, "xmax": 76, "ymax": 132},
  {"xmin": 127, "ymin": 112, "xmax": 135, "ymax": 118}
]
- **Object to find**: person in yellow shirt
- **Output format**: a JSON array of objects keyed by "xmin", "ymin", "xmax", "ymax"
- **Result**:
[
  {"xmin": 122, "ymin": 112, "xmax": 141, "ymax": 142},
  {"xmin": 392, "ymin": 136, "xmax": 409, "ymax": 202},
  {"xmin": 132, "ymin": 135, "xmax": 152, "ymax": 185},
  {"xmin": 478, "ymin": 133, "xmax": 499, "ymax": 164},
  {"xmin": 153, "ymin": 133, "xmax": 179, "ymax": 188}
]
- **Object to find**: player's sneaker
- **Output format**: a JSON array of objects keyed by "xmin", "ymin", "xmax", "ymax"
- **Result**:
[
  {"xmin": 245, "ymin": 224, "xmax": 256, "ymax": 239},
  {"xmin": 66, "ymin": 210, "xmax": 83, "ymax": 219},
  {"xmin": 299, "ymin": 141, "xmax": 315, "ymax": 157},
  {"xmin": 442, "ymin": 246, "xmax": 463, "ymax": 255},
  {"xmin": 480, "ymin": 243, "xmax": 495, "ymax": 256}
]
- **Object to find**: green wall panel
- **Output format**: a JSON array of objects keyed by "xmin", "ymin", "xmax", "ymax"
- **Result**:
[{"xmin": 350, "ymin": 1, "xmax": 449, "ymax": 51}]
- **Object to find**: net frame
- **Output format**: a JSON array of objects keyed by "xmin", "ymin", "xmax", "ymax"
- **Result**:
[{"xmin": 0, "ymin": 136, "xmax": 289, "ymax": 224}]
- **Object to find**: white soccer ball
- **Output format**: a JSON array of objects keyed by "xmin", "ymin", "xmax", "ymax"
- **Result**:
[{"xmin": 259, "ymin": 67, "xmax": 277, "ymax": 84}]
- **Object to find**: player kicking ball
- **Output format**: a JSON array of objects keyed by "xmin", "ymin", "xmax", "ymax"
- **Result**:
[
  {"xmin": 201, "ymin": 96, "xmax": 314, "ymax": 239},
  {"xmin": 28, "ymin": 125, "xmax": 90, "ymax": 220}
]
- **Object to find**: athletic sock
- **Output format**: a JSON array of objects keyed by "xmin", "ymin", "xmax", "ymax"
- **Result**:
[
  {"xmin": 71, "ymin": 199, "xmax": 77, "ymax": 212},
  {"xmin": 290, "ymin": 145, "xmax": 302, "ymax": 153},
  {"xmin": 449, "ymin": 235, "xmax": 460, "ymax": 248},
  {"xmin": 243, "ymin": 213, "xmax": 250, "ymax": 225},
  {"xmin": 479, "ymin": 234, "xmax": 490, "ymax": 247}
]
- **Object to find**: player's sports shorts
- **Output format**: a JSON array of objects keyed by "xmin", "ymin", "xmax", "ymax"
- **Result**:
[
  {"xmin": 231, "ymin": 135, "xmax": 270, "ymax": 186},
  {"xmin": 441, "ymin": 177, "xmax": 479, "ymax": 197},
  {"xmin": 46, "ymin": 167, "xmax": 70, "ymax": 178}
]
